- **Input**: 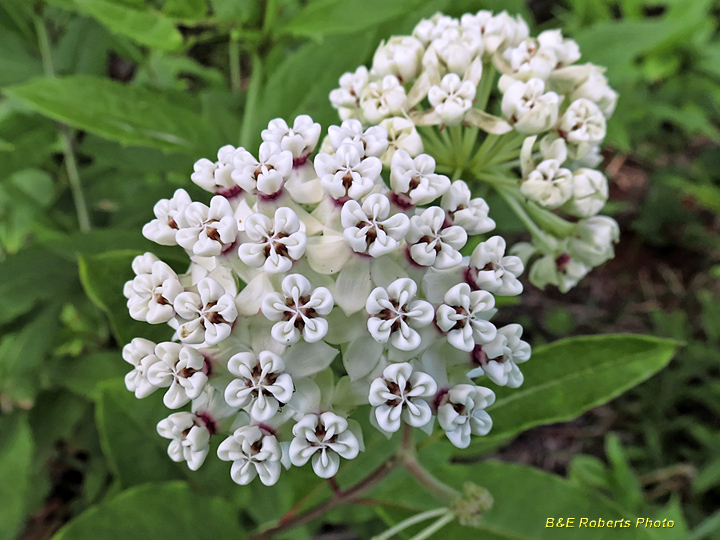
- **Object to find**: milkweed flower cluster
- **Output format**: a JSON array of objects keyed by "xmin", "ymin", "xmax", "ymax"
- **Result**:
[
  {"xmin": 122, "ymin": 109, "xmax": 531, "ymax": 485},
  {"xmin": 330, "ymin": 9, "xmax": 620, "ymax": 293}
]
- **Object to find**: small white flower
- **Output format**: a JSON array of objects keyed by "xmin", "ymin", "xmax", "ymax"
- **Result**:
[
  {"xmin": 568, "ymin": 216, "xmax": 619, "ymax": 267},
  {"xmin": 341, "ymin": 194, "xmax": 410, "ymax": 257},
  {"xmin": 157, "ymin": 412, "xmax": 210, "ymax": 471},
  {"xmin": 571, "ymin": 67, "xmax": 618, "ymax": 117},
  {"xmin": 441, "ymin": 180, "xmax": 496, "ymax": 235},
  {"xmin": 565, "ymin": 168, "xmax": 608, "ymax": 217},
  {"xmin": 537, "ymin": 29, "xmax": 580, "ymax": 67},
  {"xmin": 425, "ymin": 26, "xmax": 483, "ymax": 78},
  {"xmin": 232, "ymin": 142, "xmax": 293, "ymax": 196},
  {"xmin": 330, "ymin": 66, "xmax": 370, "ymax": 121},
  {"xmin": 559, "ymin": 98, "xmax": 606, "ymax": 146},
  {"xmin": 261, "ymin": 274, "xmax": 334, "ymax": 344},
  {"xmin": 142, "ymin": 188, "xmax": 192, "ymax": 246},
  {"xmin": 238, "ymin": 207, "xmax": 306, "ymax": 273},
  {"xmin": 407, "ymin": 207, "xmax": 467, "ymax": 269},
  {"xmin": 501, "ymin": 78, "xmax": 560, "ymax": 134},
  {"xmin": 289, "ymin": 412, "xmax": 360, "ymax": 478},
  {"xmin": 314, "ymin": 143, "xmax": 382, "ymax": 201},
  {"xmin": 390, "ymin": 150, "xmax": 450, "ymax": 206},
  {"xmin": 468, "ymin": 324, "xmax": 531, "ymax": 387},
  {"xmin": 217, "ymin": 426, "xmax": 283, "ymax": 486},
  {"xmin": 173, "ymin": 277, "xmax": 238, "ymax": 345},
  {"xmin": 461, "ymin": 10, "xmax": 528, "ymax": 54},
  {"xmin": 501, "ymin": 38, "xmax": 558, "ymax": 81},
  {"xmin": 437, "ymin": 384, "xmax": 495, "ymax": 448},
  {"xmin": 122, "ymin": 337, "xmax": 160, "ymax": 399},
  {"xmin": 428, "ymin": 73, "xmax": 476, "ymax": 126},
  {"xmin": 380, "ymin": 117, "xmax": 423, "ymax": 167},
  {"xmin": 176, "ymin": 196, "xmax": 238, "ymax": 257},
  {"xmin": 328, "ymin": 119, "xmax": 389, "ymax": 158},
  {"xmin": 372, "ymin": 36, "xmax": 425, "ymax": 82},
  {"xmin": 359, "ymin": 75, "xmax": 408, "ymax": 124},
  {"xmin": 147, "ymin": 342, "xmax": 208, "ymax": 408},
  {"xmin": 413, "ymin": 13, "xmax": 459, "ymax": 45},
  {"xmin": 368, "ymin": 362, "xmax": 437, "ymax": 432},
  {"xmin": 366, "ymin": 278, "xmax": 434, "ymax": 351},
  {"xmin": 191, "ymin": 145, "xmax": 239, "ymax": 196},
  {"xmin": 224, "ymin": 351, "xmax": 294, "ymax": 421},
  {"xmin": 529, "ymin": 251, "xmax": 590, "ymax": 293},
  {"xmin": 436, "ymin": 283, "xmax": 497, "ymax": 352},
  {"xmin": 520, "ymin": 159, "xmax": 574, "ymax": 209},
  {"xmin": 467, "ymin": 236, "xmax": 524, "ymax": 296},
  {"xmin": 261, "ymin": 115, "xmax": 321, "ymax": 163},
  {"xmin": 123, "ymin": 253, "xmax": 183, "ymax": 324}
]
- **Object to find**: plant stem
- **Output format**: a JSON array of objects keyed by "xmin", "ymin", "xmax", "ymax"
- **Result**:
[
  {"xmin": 246, "ymin": 457, "xmax": 399, "ymax": 540},
  {"xmin": 408, "ymin": 513, "xmax": 456, "ymax": 540},
  {"xmin": 229, "ymin": 31, "xmax": 242, "ymax": 94},
  {"xmin": 496, "ymin": 186, "xmax": 556, "ymax": 252},
  {"xmin": 372, "ymin": 508, "xmax": 451, "ymax": 540},
  {"xmin": 34, "ymin": 13, "xmax": 91, "ymax": 233},
  {"xmin": 239, "ymin": 51, "xmax": 263, "ymax": 148}
]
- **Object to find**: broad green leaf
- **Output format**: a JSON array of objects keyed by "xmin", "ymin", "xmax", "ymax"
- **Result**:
[
  {"xmin": 460, "ymin": 335, "xmax": 678, "ymax": 455},
  {"xmin": 164, "ymin": 0, "xmax": 207, "ymax": 19},
  {"xmin": 51, "ymin": 482, "xmax": 239, "ymax": 540},
  {"xmin": 50, "ymin": 352, "xmax": 129, "ymax": 401},
  {"xmin": 66, "ymin": 0, "xmax": 184, "ymax": 52},
  {"xmin": 0, "ymin": 415, "xmax": 34, "ymax": 540},
  {"xmin": 0, "ymin": 26, "xmax": 42, "ymax": 85},
  {"xmin": 78, "ymin": 250, "xmax": 175, "ymax": 345},
  {"xmin": 209, "ymin": 0, "xmax": 261, "ymax": 23},
  {"xmin": 4, "ymin": 76, "xmax": 210, "ymax": 153}
]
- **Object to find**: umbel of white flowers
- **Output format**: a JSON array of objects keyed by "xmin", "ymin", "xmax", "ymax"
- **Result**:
[{"xmin": 122, "ymin": 8, "xmax": 619, "ymax": 486}]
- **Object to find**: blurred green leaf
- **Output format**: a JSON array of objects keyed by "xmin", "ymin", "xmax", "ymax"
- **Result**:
[
  {"xmin": 0, "ymin": 415, "xmax": 33, "ymax": 540},
  {"xmin": 209, "ymin": 0, "xmax": 260, "ymax": 23},
  {"xmin": 51, "ymin": 481, "xmax": 240, "ymax": 540},
  {"xmin": 164, "ymin": 0, "xmax": 207, "ymax": 19},
  {"xmin": 605, "ymin": 434, "xmax": 644, "ymax": 512},
  {"xmin": 4, "ymin": 76, "xmax": 209, "ymax": 153},
  {"xmin": 51, "ymin": 352, "xmax": 129, "ymax": 401},
  {"xmin": 460, "ymin": 335, "xmax": 679, "ymax": 455}
]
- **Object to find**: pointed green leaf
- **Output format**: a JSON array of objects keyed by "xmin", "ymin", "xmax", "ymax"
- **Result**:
[{"xmin": 0, "ymin": 415, "xmax": 34, "ymax": 540}]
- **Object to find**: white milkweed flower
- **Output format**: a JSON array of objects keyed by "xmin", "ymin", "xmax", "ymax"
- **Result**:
[
  {"xmin": 559, "ymin": 98, "xmax": 607, "ymax": 146},
  {"xmin": 413, "ymin": 13, "xmax": 460, "ymax": 46},
  {"xmin": 191, "ymin": 145, "xmax": 239, "ymax": 196},
  {"xmin": 568, "ymin": 216, "xmax": 620, "ymax": 267},
  {"xmin": 123, "ymin": 253, "xmax": 183, "ymax": 324},
  {"xmin": 461, "ymin": 10, "xmax": 528, "ymax": 54},
  {"xmin": 147, "ymin": 342, "xmax": 209, "ymax": 408},
  {"xmin": 232, "ymin": 142, "xmax": 293, "ymax": 197},
  {"xmin": 529, "ymin": 251, "xmax": 591, "ymax": 293},
  {"xmin": 157, "ymin": 412, "xmax": 211, "ymax": 471},
  {"xmin": 122, "ymin": 337, "xmax": 160, "ymax": 399},
  {"xmin": 261, "ymin": 274, "xmax": 334, "ymax": 344},
  {"xmin": 238, "ymin": 207, "xmax": 306, "ymax": 273},
  {"xmin": 368, "ymin": 362, "xmax": 437, "ymax": 432},
  {"xmin": 520, "ymin": 159, "xmax": 574, "ymax": 209},
  {"xmin": 467, "ymin": 236, "xmax": 524, "ymax": 296},
  {"xmin": 565, "ymin": 168, "xmax": 608, "ymax": 217},
  {"xmin": 468, "ymin": 323, "xmax": 531, "ymax": 387},
  {"xmin": 359, "ymin": 75, "xmax": 408, "ymax": 124},
  {"xmin": 224, "ymin": 351, "xmax": 294, "ymax": 421},
  {"xmin": 372, "ymin": 36, "xmax": 425, "ymax": 82},
  {"xmin": 501, "ymin": 38, "xmax": 559, "ymax": 81},
  {"xmin": 407, "ymin": 207, "xmax": 467, "ymax": 269},
  {"xmin": 261, "ymin": 115, "xmax": 321, "ymax": 164},
  {"xmin": 341, "ymin": 194, "xmax": 410, "ymax": 257},
  {"xmin": 441, "ymin": 180, "xmax": 496, "ymax": 235},
  {"xmin": 428, "ymin": 73, "xmax": 477, "ymax": 126},
  {"xmin": 289, "ymin": 412, "xmax": 360, "ymax": 478},
  {"xmin": 142, "ymin": 188, "xmax": 192, "ymax": 246},
  {"xmin": 501, "ymin": 78, "xmax": 560, "ymax": 134},
  {"xmin": 436, "ymin": 283, "xmax": 497, "ymax": 352},
  {"xmin": 366, "ymin": 278, "xmax": 434, "ymax": 351},
  {"xmin": 380, "ymin": 117, "xmax": 423, "ymax": 166},
  {"xmin": 176, "ymin": 196, "xmax": 238, "ymax": 257},
  {"xmin": 390, "ymin": 150, "xmax": 450, "ymax": 206},
  {"xmin": 327, "ymin": 120, "xmax": 389, "ymax": 158},
  {"xmin": 437, "ymin": 384, "xmax": 495, "ymax": 448},
  {"xmin": 173, "ymin": 277, "xmax": 238, "ymax": 345},
  {"xmin": 314, "ymin": 143, "xmax": 382, "ymax": 201},
  {"xmin": 218, "ymin": 426, "xmax": 283, "ymax": 486},
  {"xmin": 330, "ymin": 66, "xmax": 370, "ymax": 121},
  {"xmin": 570, "ymin": 67, "xmax": 618, "ymax": 117},
  {"xmin": 425, "ymin": 27, "xmax": 484, "ymax": 79}
]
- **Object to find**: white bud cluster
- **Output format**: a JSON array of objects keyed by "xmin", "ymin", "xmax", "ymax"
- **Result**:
[
  {"xmin": 329, "ymin": 10, "xmax": 620, "ymax": 294},
  {"xmin": 123, "ymin": 109, "xmax": 532, "ymax": 484}
]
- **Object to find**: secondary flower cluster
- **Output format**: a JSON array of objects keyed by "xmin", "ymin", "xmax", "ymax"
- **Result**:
[
  {"xmin": 123, "ymin": 111, "xmax": 531, "ymax": 485},
  {"xmin": 330, "ymin": 9, "xmax": 619, "ymax": 292}
]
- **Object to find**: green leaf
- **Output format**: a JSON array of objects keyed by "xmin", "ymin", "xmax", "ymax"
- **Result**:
[
  {"xmin": 78, "ymin": 250, "xmax": 175, "ymax": 345},
  {"xmin": 51, "ymin": 482, "xmax": 239, "ymax": 540},
  {"xmin": 4, "ymin": 76, "xmax": 209, "ymax": 153},
  {"xmin": 460, "ymin": 335, "xmax": 678, "ymax": 455},
  {"xmin": 50, "ymin": 352, "xmax": 129, "ymax": 401},
  {"xmin": 0, "ymin": 415, "xmax": 34, "ymax": 540},
  {"xmin": 164, "ymin": 0, "xmax": 207, "ymax": 19},
  {"xmin": 66, "ymin": 0, "xmax": 184, "ymax": 52}
]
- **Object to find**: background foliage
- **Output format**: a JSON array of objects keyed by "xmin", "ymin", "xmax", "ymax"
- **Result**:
[{"xmin": 0, "ymin": 0, "xmax": 718, "ymax": 538}]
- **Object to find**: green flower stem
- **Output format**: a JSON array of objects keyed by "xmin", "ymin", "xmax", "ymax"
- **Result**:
[
  {"xmin": 239, "ymin": 51, "xmax": 263, "ymax": 148},
  {"xmin": 229, "ymin": 31, "xmax": 242, "ymax": 94},
  {"xmin": 474, "ymin": 172, "xmax": 518, "ymax": 187},
  {"xmin": 496, "ymin": 185, "xmax": 557, "ymax": 252},
  {"xmin": 474, "ymin": 63, "xmax": 496, "ymax": 112},
  {"xmin": 372, "ymin": 508, "xmax": 451, "ymax": 540},
  {"xmin": 34, "ymin": 13, "xmax": 91, "ymax": 233},
  {"xmin": 524, "ymin": 200, "xmax": 577, "ymax": 238},
  {"xmin": 408, "ymin": 513, "xmax": 456, "ymax": 540}
]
